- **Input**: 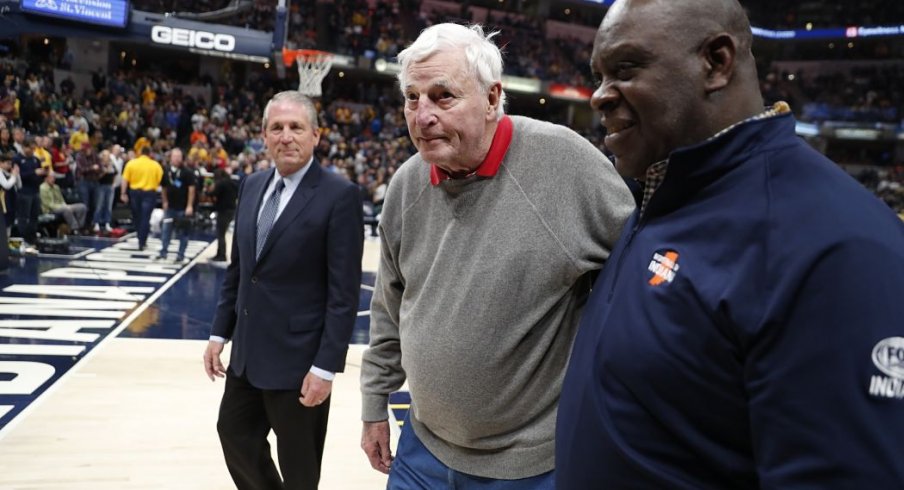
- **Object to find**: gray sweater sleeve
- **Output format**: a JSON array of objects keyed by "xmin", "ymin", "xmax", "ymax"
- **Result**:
[
  {"xmin": 553, "ymin": 125, "xmax": 635, "ymax": 270},
  {"xmin": 360, "ymin": 172, "xmax": 410, "ymax": 422}
]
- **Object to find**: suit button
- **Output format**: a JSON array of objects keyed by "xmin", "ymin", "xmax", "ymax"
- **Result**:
[
  {"xmin": 243, "ymin": 308, "xmax": 248, "ymax": 316},
  {"xmin": 251, "ymin": 276, "xmax": 258, "ymax": 284}
]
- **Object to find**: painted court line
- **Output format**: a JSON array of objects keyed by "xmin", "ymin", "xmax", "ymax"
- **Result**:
[{"xmin": 0, "ymin": 240, "xmax": 217, "ymax": 442}]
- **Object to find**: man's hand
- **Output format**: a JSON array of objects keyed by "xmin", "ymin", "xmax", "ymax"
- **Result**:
[
  {"xmin": 361, "ymin": 421, "xmax": 393, "ymax": 474},
  {"xmin": 202, "ymin": 340, "xmax": 225, "ymax": 381},
  {"xmin": 299, "ymin": 371, "xmax": 332, "ymax": 407},
  {"xmin": 120, "ymin": 192, "xmax": 129, "ymax": 204},
  {"xmin": 185, "ymin": 205, "xmax": 194, "ymax": 217}
]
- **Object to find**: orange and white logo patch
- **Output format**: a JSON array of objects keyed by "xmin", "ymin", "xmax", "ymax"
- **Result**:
[{"xmin": 648, "ymin": 250, "xmax": 680, "ymax": 286}]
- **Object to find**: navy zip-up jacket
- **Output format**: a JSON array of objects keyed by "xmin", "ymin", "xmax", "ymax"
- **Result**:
[{"xmin": 557, "ymin": 112, "xmax": 904, "ymax": 489}]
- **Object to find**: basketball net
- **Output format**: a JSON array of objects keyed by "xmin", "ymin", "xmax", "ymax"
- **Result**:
[{"xmin": 282, "ymin": 49, "xmax": 333, "ymax": 98}]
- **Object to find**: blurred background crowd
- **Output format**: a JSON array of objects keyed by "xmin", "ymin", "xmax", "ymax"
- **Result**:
[{"xmin": 0, "ymin": 0, "xmax": 901, "ymax": 251}]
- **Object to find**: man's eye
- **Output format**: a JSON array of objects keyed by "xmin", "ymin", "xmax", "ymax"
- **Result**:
[
  {"xmin": 406, "ymin": 93, "xmax": 418, "ymax": 102},
  {"xmin": 615, "ymin": 63, "xmax": 637, "ymax": 80}
]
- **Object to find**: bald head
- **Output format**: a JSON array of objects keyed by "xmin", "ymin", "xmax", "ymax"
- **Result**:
[
  {"xmin": 604, "ymin": 0, "xmax": 753, "ymax": 62},
  {"xmin": 590, "ymin": 0, "xmax": 764, "ymax": 178}
]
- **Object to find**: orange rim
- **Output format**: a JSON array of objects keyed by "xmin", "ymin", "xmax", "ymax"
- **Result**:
[{"xmin": 282, "ymin": 48, "xmax": 332, "ymax": 67}]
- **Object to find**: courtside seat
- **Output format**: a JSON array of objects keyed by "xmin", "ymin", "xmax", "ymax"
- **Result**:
[{"xmin": 37, "ymin": 213, "xmax": 65, "ymax": 238}]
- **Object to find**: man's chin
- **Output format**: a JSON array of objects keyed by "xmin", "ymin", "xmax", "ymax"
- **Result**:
[
  {"xmin": 275, "ymin": 160, "xmax": 304, "ymax": 175},
  {"xmin": 614, "ymin": 158, "xmax": 646, "ymax": 180},
  {"xmin": 419, "ymin": 150, "xmax": 451, "ymax": 167}
]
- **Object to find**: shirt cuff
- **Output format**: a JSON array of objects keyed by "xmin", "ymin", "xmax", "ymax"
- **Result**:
[
  {"xmin": 209, "ymin": 335, "xmax": 228, "ymax": 344},
  {"xmin": 309, "ymin": 366, "xmax": 335, "ymax": 381}
]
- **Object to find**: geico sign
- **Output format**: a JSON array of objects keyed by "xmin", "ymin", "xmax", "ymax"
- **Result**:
[{"xmin": 151, "ymin": 26, "xmax": 236, "ymax": 52}]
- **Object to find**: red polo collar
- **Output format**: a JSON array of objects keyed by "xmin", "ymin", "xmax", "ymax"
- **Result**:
[{"xmin": 429, "ymin": 115, "xmax": 513, "ymax": 186}]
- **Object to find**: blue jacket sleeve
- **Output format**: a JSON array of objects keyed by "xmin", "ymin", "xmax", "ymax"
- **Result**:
[
  {"xmin": 745, "ymin": 235, "xmax": 904, "ymax": 487},
  {"xmin": 314, "ymin": 182, "xmax": 364, "ymax": 372}
]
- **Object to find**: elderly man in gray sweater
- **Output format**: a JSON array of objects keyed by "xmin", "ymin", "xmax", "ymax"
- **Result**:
[{"xmin": 360, "ymin": 23, "xmax": 635, "ymax": 488}]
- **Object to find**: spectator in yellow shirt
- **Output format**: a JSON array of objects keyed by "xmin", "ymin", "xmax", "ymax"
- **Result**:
[
  {"xmin": 34, "ymin": 136, "xmax": 52, "ymax": 172},
  {"xmin": 120, "ymin": 146, "xmax": 163, "ymax": 251},
  {"xmin": 68, "ymin": 125, "xmax": 90, "ymax": 152}
]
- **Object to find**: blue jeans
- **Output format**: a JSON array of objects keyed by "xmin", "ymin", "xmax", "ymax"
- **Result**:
[
  {"xmin": 158, "ymin": 209, "xmax": 190, "ymax": 260},
  {"xmin": 388, "ymin": 423, "xmax": 554, "ymax": 490},
  {"xmin": 78, "ymin": 180, "xmax": 99, "ymax": 227},
  {"xmin": 129, "ymin": 190, "xmax": 157, "ymax": 250},
  {"xmin": 93, "ymin": 184, "xmax": 114, "ymax": 226}
]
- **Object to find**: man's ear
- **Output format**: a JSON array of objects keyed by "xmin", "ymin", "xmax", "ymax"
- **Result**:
[
  {"xmin": 702, "ymin": 33, "xmax": 737, "ymax": 94},
  {"xmin": 486, "ymin": 82, "xmax": 502, "ymax": 119}
]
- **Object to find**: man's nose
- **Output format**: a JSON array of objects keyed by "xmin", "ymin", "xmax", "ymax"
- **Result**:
[
  {"xmin": 415, "ymin": 99, "xmax": 438, "ymax": 127},
  {"xmin": 591, "ymin": 80, "xmax": 619, "ymax": 114},
  {"xmin": 278, "ymin": 129, "xmax": 294, "ymax": 142}
]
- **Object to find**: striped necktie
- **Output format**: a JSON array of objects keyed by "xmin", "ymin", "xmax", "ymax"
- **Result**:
[{"xmin": 256, "ymin": 178, "xmax": 284, "ymax": 259}]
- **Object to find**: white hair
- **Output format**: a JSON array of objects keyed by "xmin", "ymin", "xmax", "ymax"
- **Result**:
[
  {"xmin": 262, "ymin": 91, "xmax": 319, "ymax": 131},
  {"xmin": 397, "ymin": 23, "xmax": 507, "ymax": 119}
]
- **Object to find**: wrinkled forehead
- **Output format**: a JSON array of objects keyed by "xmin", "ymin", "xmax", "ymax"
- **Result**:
[{"xmin": 405, "ymin": 51, "xmax": 472, "ymax": 91}]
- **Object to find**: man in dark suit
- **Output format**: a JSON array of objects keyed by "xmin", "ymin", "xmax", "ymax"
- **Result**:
[{"xmin": 203, "ymin": 91, "xmax": 364, "ymax": 489}]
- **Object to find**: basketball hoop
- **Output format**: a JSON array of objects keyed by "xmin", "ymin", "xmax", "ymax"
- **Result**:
[{"xmin": 282, "ymin": 48, "xmax": 333, "ymax": 98}]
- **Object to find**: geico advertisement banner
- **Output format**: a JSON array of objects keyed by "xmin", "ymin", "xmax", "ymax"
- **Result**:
[
  {"xmin": 139, "ymin": 12, "xmax": 273, "ymax": 63},
  {"xmin": 144, "ymin": 14, "xmax": 272, "ymax": 62},
  {"xmin": 151, "ymin": 26, "xmax": 236, "ymax": 52}
]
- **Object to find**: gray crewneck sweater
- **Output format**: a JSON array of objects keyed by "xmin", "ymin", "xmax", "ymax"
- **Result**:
[{"xmin": 361, "ymin": 115, "xmax": 635, "ymax": 479}]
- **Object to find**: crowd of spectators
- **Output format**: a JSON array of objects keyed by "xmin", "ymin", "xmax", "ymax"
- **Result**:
[
  {"xmin": 130, "ymin": 0, "xmax": 598, "ymax": 87},
  {"xmin": 855, "ymin": 165, "xmax": 904, "ymax": 215},
  {"xmin": 743, "ymin": 0, "xmax": 904, "ymax": 30},
  {"xmin": 132, "ymin": 0, "xmax": 904, "ymax": 119},
  {"xmin": 0, "ymin": 54, "xmax": 416, "ymax": 250},
  {"xmin": 2, "ymin": 0, "xmax": 903, "ymax": 251},
  {"xmin": 759, "ymin": 64, "xmax": 904, "ymax": 125}
]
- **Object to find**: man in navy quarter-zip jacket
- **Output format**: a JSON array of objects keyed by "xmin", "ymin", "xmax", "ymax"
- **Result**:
[{"xmin": 556, "ymin": 0, "xmax": 904, "ymax": 488}]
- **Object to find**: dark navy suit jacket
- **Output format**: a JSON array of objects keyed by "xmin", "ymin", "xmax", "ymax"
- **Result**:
[{"xmin": 211, "ymin": 162, "xmax": 364, "ymax": 390}]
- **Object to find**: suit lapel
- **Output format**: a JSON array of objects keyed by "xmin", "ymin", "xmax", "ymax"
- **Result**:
[{"xmin": 256, "ymin": 162, "xmax": 322, "ymax": 263}]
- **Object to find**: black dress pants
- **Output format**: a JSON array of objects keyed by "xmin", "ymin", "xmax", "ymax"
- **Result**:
[
  {"xmin": 217, "ymin": 369, "xmax": 330, "ymax": 490},
  {"xmin": 215, "ymin": 208, "xmax": 235, "ymax": 260}
]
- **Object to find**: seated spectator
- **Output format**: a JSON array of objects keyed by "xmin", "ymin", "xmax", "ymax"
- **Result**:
[{"xmin": 40, "ymin": 171, "xmax": 87, "ymax": 234}]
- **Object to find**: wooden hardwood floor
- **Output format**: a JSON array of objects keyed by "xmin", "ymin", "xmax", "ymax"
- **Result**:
[
  {"xmin": 0, "ymin": 340, "xmax": 390, "ymax": 489},
  {"xmin": 0, "ymin": 239, "xmax": 391, "ymax": 489}
]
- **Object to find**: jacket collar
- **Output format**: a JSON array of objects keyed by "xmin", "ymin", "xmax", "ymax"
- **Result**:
[
  {"xmin": 252, "ymin": 162, "xmax": 322, "ymax": 263},
  {"xmin": 642, "ymin": 111, "xmax": 797, "ymax": 219}
]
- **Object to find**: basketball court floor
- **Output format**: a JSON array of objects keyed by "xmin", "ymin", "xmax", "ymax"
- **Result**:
[{"xmin": 0, "ymin": 230, "xmax": 398, "ymax": 489}]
